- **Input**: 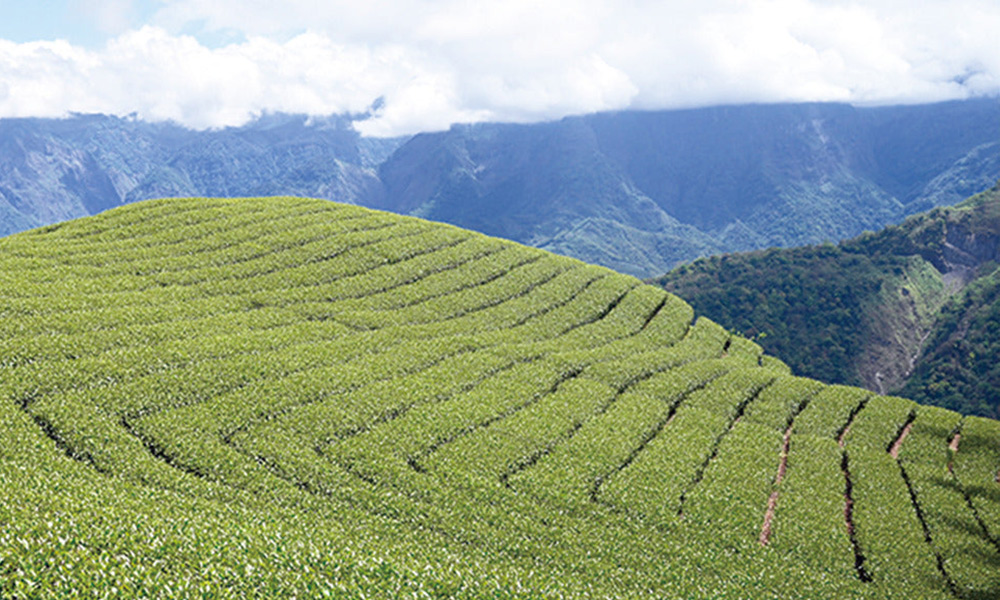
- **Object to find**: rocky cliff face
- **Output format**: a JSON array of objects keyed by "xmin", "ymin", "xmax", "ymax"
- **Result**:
[{"xmin": 941, "ymin": 224, "xmax": 1000, "ymax": 283}]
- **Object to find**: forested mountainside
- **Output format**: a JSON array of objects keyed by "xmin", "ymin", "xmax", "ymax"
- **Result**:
[
  {"xmin": 2, "ymin": 197, "xmax": 998, "ymax": 597},
  {"xmin": 656, "ymin": 183, "xmax": 1000, "ymax": 418},
  {"xmin": 2, "ymin": 98, "xmax": 998, "ymax": 276}
]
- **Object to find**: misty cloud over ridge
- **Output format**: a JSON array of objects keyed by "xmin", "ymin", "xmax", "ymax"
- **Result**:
[{"xmin": 1, "ymin": 0, "xmax": 998, "ymax": 137}]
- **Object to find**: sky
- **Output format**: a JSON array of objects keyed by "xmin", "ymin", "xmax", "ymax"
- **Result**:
[{"xmin": 0, "ymin": 0, "xmax": 998, "ymax": 137}]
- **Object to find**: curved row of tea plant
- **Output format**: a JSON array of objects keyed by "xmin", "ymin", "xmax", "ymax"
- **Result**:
[{"xmin": 2, "ymin": 197, "xmax": 998, "ymax": 598}]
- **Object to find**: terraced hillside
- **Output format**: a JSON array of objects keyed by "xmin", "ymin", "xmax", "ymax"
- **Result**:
[{"xmin": 2, "ymin": 197, "xmax": 999, "ymax": 598}]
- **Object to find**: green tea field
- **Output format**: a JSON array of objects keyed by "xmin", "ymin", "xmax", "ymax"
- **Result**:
[{"xmin": 2, "ymin": 197, "xmax": 998, "ymax": 598}]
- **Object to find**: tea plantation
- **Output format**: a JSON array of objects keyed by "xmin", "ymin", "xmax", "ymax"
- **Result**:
[{"xmin": 1, "ymin": 197, "xmax": 998, "ymax": 598}]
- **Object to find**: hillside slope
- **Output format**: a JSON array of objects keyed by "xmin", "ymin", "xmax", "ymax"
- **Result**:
[
  {"xmin": 655, "ymin": 183, "xmax": 1000, "ymax": 418},
  {"xmin": 2, "ymin": 197, "xmax": 998, "ymax": 598},
  {"xmin": 2, "ymin": 98, "xmax": 998, "ymax": 277}
]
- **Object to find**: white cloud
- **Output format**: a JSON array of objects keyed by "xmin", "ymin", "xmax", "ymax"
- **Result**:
[
  {"xmin": 0, "ymin": 27, "xmax": 415, "ymax": 129},
  {"xmin": 0, "ymin": 0, "xmax": 998, "ymax": 136}
]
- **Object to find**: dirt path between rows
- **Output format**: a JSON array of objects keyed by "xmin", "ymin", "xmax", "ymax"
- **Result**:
[
  {"xmin": 947, "ymin": 432, "xmax": 960, "ymax": 474},
  {"xmin": 838, "ymin": 424, "xmax": 852, "ymax": 447},
  {"xmin": 889, "ymin": 422, "xmax": 913, "ymax": 459},
  {"xmin": 759, "ymin": 423, "xmax": 793, "ymax": 546}
]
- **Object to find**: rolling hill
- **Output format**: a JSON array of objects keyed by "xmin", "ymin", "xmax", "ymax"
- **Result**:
[
  {"xmin": 655, "ymin": 183, "xmax": 1000, "ymax": 419},
  {"xmin": 3, "ymin": 98, "xmax": 998, "ymax": 277},
  {"xmin": 2, "ymin": 197, "xmax": 998, "ymax": 598}
]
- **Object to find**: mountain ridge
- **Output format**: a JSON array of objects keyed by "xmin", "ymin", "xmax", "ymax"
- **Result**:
[{"xmin": 2, "ymin": 98, "xmax": 998, "ymax": 277}]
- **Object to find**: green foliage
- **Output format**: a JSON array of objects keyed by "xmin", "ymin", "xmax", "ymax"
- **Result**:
[
  {"xmin": 656, "ymin": 245, "xmax": 892, "ymax": 386},
  {"xmin": 656, "ymin": 185, "xmax": 1000, "ymax": 417},
  {"xmin": 897, "ymin": 408, "xmax": 1000, "ymax": 597},
  {"xmin": 1, "ymin": 197, "xmax": 998, "ymax": 598},
  {"xmin": 900, "ymin": 268, "xmax": 1000, "ymax": 418}
]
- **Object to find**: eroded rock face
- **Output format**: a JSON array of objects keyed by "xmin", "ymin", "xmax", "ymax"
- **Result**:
[
  {"xmin": 920, "ymin": 222, "xmax": 1000, "ymax": 290},
  {"xmin": 943, "ymin": 225, "xmax": 1000, "ymax": 268}
]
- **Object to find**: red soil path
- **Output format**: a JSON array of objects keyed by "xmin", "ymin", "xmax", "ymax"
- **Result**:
[
  {"xmin": 889, "ymin": 422, "xmax": 913, "ymax": 459},
  {"xmin": 947, "ymin": 433, "xmax": 960, "ymax": 474},
  {"xmin": 759, "ymin": 424, "xmax": 793, "ymax": 546}
]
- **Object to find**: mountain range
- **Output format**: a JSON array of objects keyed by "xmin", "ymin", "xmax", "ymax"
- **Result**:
[{"xmin": 2, "ymin": 98, "xmax": 998, "ymax": 277}]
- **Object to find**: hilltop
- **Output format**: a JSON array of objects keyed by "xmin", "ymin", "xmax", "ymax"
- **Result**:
[
  {"xmin": 2, "ymin": 197, "xmax": 998, "ymax": 598},
  {"xmin": 3, "ymin": 98, "xmax": 998, "ymax": 276},
  {"xmin": 655, "ymin": 183, "xmax": 1000, "ymax": 418}
]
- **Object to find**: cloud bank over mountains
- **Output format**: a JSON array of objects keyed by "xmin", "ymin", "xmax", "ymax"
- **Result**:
[{"xmin": 1, "ymin": 0, "xmax": 998, "ymax": 137}]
